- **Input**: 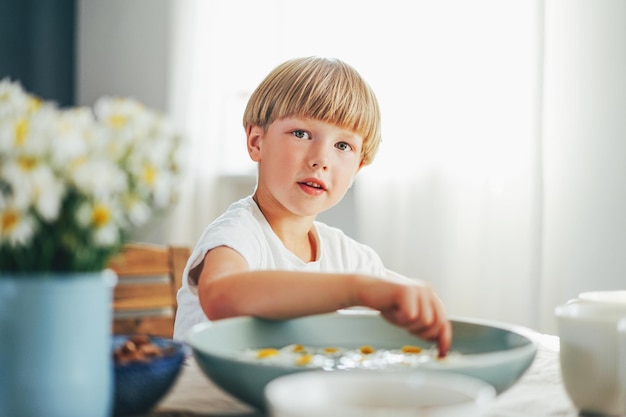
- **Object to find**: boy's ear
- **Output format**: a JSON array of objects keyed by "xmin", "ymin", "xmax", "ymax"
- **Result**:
[{"xmin": 247, "ymin": 125, "xmax": 263, "ymax": 162}]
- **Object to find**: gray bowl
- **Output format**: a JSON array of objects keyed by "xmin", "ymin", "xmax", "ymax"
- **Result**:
[{"xmin": 187, "ymin": 310, "xmax": 538, "ymax": 410}]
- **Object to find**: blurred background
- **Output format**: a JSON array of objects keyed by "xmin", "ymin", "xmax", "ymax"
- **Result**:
[{"xmin": 2, "ymin": 0, "xmax": 625, "ymax": 334}]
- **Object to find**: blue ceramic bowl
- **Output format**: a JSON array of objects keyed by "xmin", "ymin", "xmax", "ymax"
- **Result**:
[
  {"xmin": 112, "ymin": 335, "xmax": 185, "ymax": 416},
  {"xmin": 187, "ymin": 310, "xmax": 538, "ymax": 410}
]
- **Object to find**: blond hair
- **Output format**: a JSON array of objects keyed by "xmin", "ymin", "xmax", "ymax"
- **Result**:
[{"xmin": 243, "ymin": 57, "xmax": 382, "ymax": 166}]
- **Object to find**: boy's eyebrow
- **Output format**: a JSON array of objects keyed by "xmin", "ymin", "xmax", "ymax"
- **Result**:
[
  {"xmin": 335, "ymin": 130, "xmax": 363, "ymax": 141},
  {"xmin": 277, "ymin": 117, "xmax": 363, "ymax": 140}
]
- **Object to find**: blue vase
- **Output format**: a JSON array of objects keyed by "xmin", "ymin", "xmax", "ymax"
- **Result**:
[{"xmin": 0, "ymin": 270, "xmax": 117, "ymax": 417}]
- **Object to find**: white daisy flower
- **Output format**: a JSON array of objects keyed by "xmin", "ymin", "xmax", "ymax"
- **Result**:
[
  {"xmin": 70, "ymin": 158, "xmax": 127, "ymax": 199},
  {"xmin": 48, "ymin": 107, "xmax": 94, "ymax": 167},
  {"xmin": 0, "ymin": 206, "xmax": 35, "ymax": 246},
  {"xmin": 0, "ymin": 79, "xmax": 34, "ymax": 119},
  {"xmin": 31, "ymin": 165, "xmax": 65, "ymax": 221},
  {"xmin": 125, "ymin": 195, "xmax": 152, "ymax": 226}
]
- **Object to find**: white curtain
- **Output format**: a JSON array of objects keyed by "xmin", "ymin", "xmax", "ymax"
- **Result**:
[
  {"xmin": 165, "ymin": 0, "xmax": 626, "ymax": 334},
  {"xmin": 350, "ymin": 1, "xmax": 543, "ymax": 330},
  {"xmin": 539, "ymin": 0, "xmax": 626, "ymax": 332}
]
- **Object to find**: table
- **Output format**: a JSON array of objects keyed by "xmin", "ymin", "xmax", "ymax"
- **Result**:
[{"xmin": 150, "ymin": 334, "xmax": 579, "ymax": 417}]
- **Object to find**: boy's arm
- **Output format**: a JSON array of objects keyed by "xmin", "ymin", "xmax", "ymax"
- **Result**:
[
  {"xmin": 197, "ymin": 246, "xmax": 452, "ymax": 356},
  {"xmin": 196, "ymin": 246, "xmax": 361, "ymax": 320}
]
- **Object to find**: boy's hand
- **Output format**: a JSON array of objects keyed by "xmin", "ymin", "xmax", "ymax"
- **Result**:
[{"xmin": 357, "ymin": 278, "xmax": 452, "ymax": 357}]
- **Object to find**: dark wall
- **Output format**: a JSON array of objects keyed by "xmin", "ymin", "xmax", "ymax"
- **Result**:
[{"xmin": 0, "ymin": 0, "xmax": 77, "ymax": 106}]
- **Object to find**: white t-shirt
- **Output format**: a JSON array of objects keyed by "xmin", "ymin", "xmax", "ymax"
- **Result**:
[{"xmin": 173, "ymin": 195, "xmax": 387, "ymax": 341}]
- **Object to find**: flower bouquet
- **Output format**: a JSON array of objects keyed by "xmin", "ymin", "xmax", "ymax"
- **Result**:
[{"xmin": 0, "ymin": 79, "xmax": 186, "ymax": 273}]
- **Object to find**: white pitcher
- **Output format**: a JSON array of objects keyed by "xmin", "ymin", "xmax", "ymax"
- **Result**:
[{"xmin": 555, "ymin": 290, "xmax": 626, "ymax": 416}]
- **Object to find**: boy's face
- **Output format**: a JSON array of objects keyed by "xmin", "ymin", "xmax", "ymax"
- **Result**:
[{"xmin": 247, "ymin": 117, "xmax": 363, "ymax": 218}]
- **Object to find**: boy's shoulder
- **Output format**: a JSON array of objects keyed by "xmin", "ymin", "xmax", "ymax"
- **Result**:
[
  {"xmin": 203, "ymin": 195, "xmax": 262, "ymax": 235},
  {"xmin": 213, "ymin": 195, "xmax": 257, "ymax": 222},
  {"xmin": 195, "ymin": 195, "xmax": 265, "ymax": 257},
  {"xmin": 226, "ymin": 194, "xmax": 256, "ymax": 212}
]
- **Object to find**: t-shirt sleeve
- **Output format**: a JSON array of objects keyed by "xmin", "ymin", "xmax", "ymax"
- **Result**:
[{"xmin": 186, "ymin": 211, "xmax": 264, "ymax": 286}]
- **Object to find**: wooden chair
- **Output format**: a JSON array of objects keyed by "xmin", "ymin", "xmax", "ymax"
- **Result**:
[{"xmin": 108, "ymin": 242, "xmax": 191, "ymax": 338}]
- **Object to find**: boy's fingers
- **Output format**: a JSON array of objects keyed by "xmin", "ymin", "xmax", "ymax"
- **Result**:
[
  {"xmin": 408, "ymin": 306, "xmax": 452, "ymax": 358},
  {"xmin": 436, "ymin": 321, "xmax": 453, "ymax": 358},
  {"xmin": 377, "ymin": 284, "xmax": 452, "ymax": 358}
]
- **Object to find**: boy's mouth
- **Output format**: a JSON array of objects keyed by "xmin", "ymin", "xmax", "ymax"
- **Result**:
[
  {"xmin": 303, "ymin": 181, "xmax": 322, "ymax": 189},
  {"xmin": 298, "ymin": 179, "xmax": 327, "ymax": 191}
]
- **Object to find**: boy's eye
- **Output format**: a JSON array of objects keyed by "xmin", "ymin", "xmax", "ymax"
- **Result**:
[
  {"xmin": 335, "ymin": 142, "xmax": 353, "ymax": 152},
  {"xmin": 291, "ymin": 130, "xmax": 310, "ymax": 140}
]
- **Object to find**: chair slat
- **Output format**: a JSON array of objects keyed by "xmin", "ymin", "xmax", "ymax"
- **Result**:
[
  {"xmin": 113, "ymin": 316, "xmax": 175, "ymax": 337},
  {"xmin": 109, "ymin": 242, "xmax": 191, "ymax": 338},
  {"xmin": 169, "ymin": 246, "xmax": 190, "ymax": 311},
  {"xmin": 108, "ymin": 244, "xmax": 170, "ymax": 276},
  {"xmin": 113, "ymin": 282, "xmax": 175, "ymax": 310}
]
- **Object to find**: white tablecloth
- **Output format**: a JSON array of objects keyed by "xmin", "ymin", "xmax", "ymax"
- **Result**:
[{"xmin": 153, "ymin": 334, "xmax": 578, "ymax": 417}]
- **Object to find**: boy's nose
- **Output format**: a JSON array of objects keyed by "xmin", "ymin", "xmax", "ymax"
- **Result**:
[
  {"xmin": 311, "ymin": 159, "xmax": 328, "ymax": 170},
  {"xmin": 309, "ymin": 143, "xmax": 330, "ymax": 170},
  {"xmin": 310, "ymin": 152, "xmax": 329, "ymax": 170}
]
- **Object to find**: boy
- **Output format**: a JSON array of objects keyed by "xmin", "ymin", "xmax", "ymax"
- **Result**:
[{"xmin": 174, "ymin": 57, "xmax": 452, "ymax": 356}]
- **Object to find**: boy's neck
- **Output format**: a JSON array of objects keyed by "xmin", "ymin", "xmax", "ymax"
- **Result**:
[{"xmin": 252, "ymin": 193, "xmax": 318, "ymax": 262}]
